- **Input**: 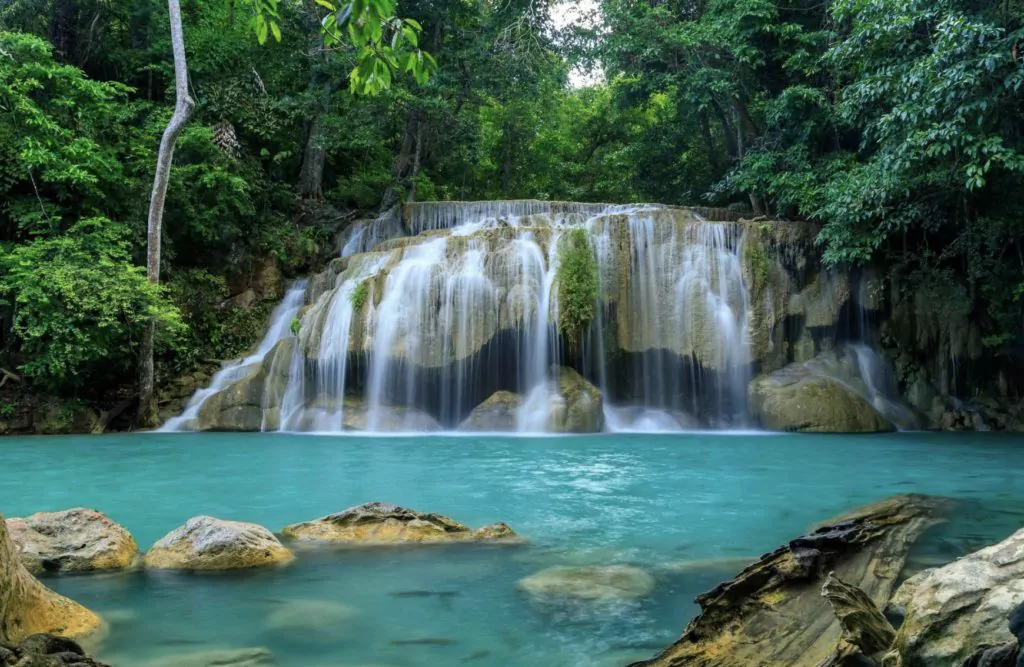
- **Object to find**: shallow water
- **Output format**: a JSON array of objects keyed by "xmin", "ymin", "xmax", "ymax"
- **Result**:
[{"xmin": 2, "ymin": 431, "xmax": 1023, "ymax": 666}]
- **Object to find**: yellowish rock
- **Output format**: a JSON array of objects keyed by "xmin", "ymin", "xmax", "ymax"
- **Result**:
[
  {"xmin": 144, "ymin": 516, "xmax": 294, "ymax": 570},
  {"xmin": 0, "ymin": 513, "xmax": 103, "ymax": 642},
  {"xmin": 282, "ymin": 503, "xmax": 517, "ymax": 545}
]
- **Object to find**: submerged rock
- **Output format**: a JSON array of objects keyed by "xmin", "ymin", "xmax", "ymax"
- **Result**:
[
  {"xmin": 7, "ymin": 509, "xmax": 138, "ymax": 575},
  {"xmin": 264, "ymin": 599, "xmax": 357, "ymax": 641},
  {"xmin": 281, "ymin": 502, "xmax": 517, "ymax": 545},
  {"xmin": 140, "ymin": 647, "xmax": 274, "ymax": 667},
  {"xmin": 628, "ymin": 495, "xmax": 947, "ymax": 666},
  {"xmin": 458, "ymin": 391, "xmax": 522, "ymax": 431},
  {"xmin": 144, "ymin": 516, "xmax": 294, "ymax": 570},
  {"xmin": 884, "ymin": 526, "xmax": 1024, "ymax": 666},
  {"xmin": 518, "ymin": 565, "xmax": 655, "ymax": 602},
  {"xmin": 0, "ymin": 514, "xmax": 102, "ymax": 643}
]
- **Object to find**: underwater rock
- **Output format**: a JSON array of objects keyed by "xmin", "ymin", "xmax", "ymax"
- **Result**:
[
  {"xmin": 518, "ymin": 565, "xmax": 655, "ymax": 602},
  {"xmin": 628, "ymin": 494, "xmax": 948, "ymax": 666},
  {"xmin": 7, "ymin": 509, "xmax": 139, "ymax": 575},
  {"xmin": 281, "ymin": 502, "xmax": 517, "ymax": 545},
  {"xmin": 264, "ymin": 599, "xmax": 357, "ymax": 641},
  {"xmin": 144, "ymin": 516, "xmax": 294, "ymax": 570},
  {"xmin": 884, "ymin": 527, "xmax": 1024, "ymax": 666},
  {"xmin": 0, "ymin": 633, "xmax": 111, "ymax": 666},
  {"xmin": 140, "ymin": 647, "xmax": 274, "ymax": 667},
  {"xmin": 748, "ymin": 347, "xmax": 910, "ymax": 432},
  {"xmin": 0, "ymin": 514, "xmax": 102, "ymax": 643},
  {"xmin": 458, "ymin": 391, "xmax": 522, "ymax": 431}
]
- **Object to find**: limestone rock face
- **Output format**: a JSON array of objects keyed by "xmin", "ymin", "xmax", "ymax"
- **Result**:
[
  {"xmin": 549, "ymin": 367, "xmax": 604, "ymax": 433},
  {"xmin": 281, "ymin": 502, "xmax": 517, "ymax": 545},
  {"xmin": 144, "ymin": 516, "xmax": 294, "ymax": 571},
  {"xmin": 885, "ymin": 527, "xmax": 1024, "ymax": 666},
  {"xmin": 629, "ymin": 495, "xmax": 947, "ymax": 667},
  {"xmin": 7, "ymin": 509, "xmax": 138, "ymax": 575},
  {"xmin": 0, "ymin": 514, "xmax": 102, "ymax": 643},
  {"xmin": 32, "ymin": 403, "xmax": 99, "ymax": 436},
  {"xmin": 518, "ymin": 565, "xmax": 655, "ymax": 602},
  {"xmin": 458, "ymin": 391, "xmax": 522, "ymax": 431},
  {"xmin": 195, "ymin": 339, "xmax": 293, "ymax": 432}
]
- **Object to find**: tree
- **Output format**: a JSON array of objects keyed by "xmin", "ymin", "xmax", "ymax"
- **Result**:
[{"xmin": 138, "ymin": 0, "xmax": 193, "ymax": 427}]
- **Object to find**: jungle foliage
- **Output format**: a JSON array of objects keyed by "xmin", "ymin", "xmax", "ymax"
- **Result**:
[{"xmin": 0, "ymin": 0, "xmax": 1022, "ymax": 411}]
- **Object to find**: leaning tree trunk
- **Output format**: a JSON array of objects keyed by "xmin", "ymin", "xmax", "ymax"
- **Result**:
[
  {"xmin": 0, "ymin": 514, "xmax": 101, "ymax": 642},
  {"xmin": 138, "ymin": 0, "xmax": 195, "ymax": 427}
]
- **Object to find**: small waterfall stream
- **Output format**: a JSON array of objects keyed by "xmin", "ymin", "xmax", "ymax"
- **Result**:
[
  {"xmin": 159, "ymin": 280, "xmax": 307, "ymax": 432},
  {"xmin": 163, "ymin": 201, "xmax": 917, "ymax": 434}
]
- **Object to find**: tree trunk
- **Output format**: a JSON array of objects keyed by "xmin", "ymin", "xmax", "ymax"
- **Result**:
[
  {"xmin": 138, "ymin": 0, "xmax": 195, "ymax": 428},
  {"xmin": 405, "ymin": 121, "xmax": 424, "ymax": 203},
  {"xmin": 380, "ymin": 110, "xmax": 421, "ymax": 210},
  {"xmin": 298, "ymin": 115, "xmax": 327, "ymax": 200},
  {"xmin": 1, "ymin": 514, "xmax": 101, "ymax": 642}
]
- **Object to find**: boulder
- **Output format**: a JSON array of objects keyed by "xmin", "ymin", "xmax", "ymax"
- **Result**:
[
  {"xmin": 458, "ymin": 391, "xmax": 522, "ymax": 431},
  {"xmin": 144, "ymin": 516, "xmax": 294, "ymax": 570},
  {"xmin": 628, "ymin": 495, "xmax": 948, "ymax": 667},
  {"xmin": 749, "ymin": 349, "xmax": 900, "ymax": 432},
  {"xmin": 0, "ymin": 514, "xmax": 102, "ymax": 643},
  {"xmin": 518, "ymin": 565, "xmax": 655, "ymax": 602},
  {"xmin": 549, "ymin": 366, "xmax": 604, "ymax": 433},
  {"xmin": 32, "ymin": 403, "xmax": 98, "ymax": 436},
  {"xmin": 7, "ymin": 509, "xmax": 138, "ymax": 575},
  {"xmin": 281, "ymin": 502, "xmax": 517, "ymax": 545},
  {"xmin": 884, "ymin": 527, "xmax": 1024, "ymax": 666},
  {"xmin": 821, "ymin": 572, "xmax": 896, "ymax": 664}
]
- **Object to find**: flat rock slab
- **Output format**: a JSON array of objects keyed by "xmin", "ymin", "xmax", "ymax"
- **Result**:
[
  {"xmin": 628, "ymin": 494, "xmax": 949, "ymax": 667},
  {"xmin": 281, "ymin": 502, "xmax": 517, "ymax": 545},
  {"xmin": 8, "ymin": 509, "xmax": 138, "ymax": 574},
  {"xmin": 144, "ymin": 516, "xmax": 294, "ymax": 570}
]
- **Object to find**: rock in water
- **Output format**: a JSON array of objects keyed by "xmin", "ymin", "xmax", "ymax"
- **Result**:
[
  {"xmin": 264, "ymin": 599, "xmax": 357, "ymax": 641},
  {"xmin": 7, "ymin": 509, "xmax": 138, "ymax": 574},
  {"xmin": 749, "ymin": 351, "xmax": 897, "ymax": 433},
  {"xmin": 0, "ymin": 633, "xmax": 111, "ymax": 666},
  {"xmin": 885, "ymin": 527, "xmax": 1024, "ymax": 666},
  {"xmin": 820, "ymin": 572, "xmax": 896, "ymax": 663},
  {"xmin": 144, "ymin": 516, "xmax": 294, "ymax": 570},
  {"xmin": 550, "ymin": 366, "xmax": 604, "ymax": 433},
  {"xmin": 281, "ymin": 502, "xmax": 517, "ymax": 545},
  {"xmin": 139, "ymin": 647, "xmax": 274, "ymax": 667},
  {"xmin": 628, "ymin": 495, "xmax": 947, "ymax": 667},
  {"xmin": 458, "ymin": 391, "xmax": 522, "ymax": 431},
  {"xmin": 518, "ymin": 565, "xmax": 655, "ymax": 602},
  {"xmin": 0, "ymin": 514, "xmax": 102, "ymax": 643}
]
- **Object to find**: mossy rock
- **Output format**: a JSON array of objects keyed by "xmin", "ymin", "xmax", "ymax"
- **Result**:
[{"xmin": 458, "ymin": 391, "xmax": 522, "ymax": 431}]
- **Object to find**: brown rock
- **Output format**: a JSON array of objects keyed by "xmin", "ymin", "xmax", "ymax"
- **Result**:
[
  {"xmin": 628, "ymin": 495, "xmax": 948, "ymax": 667},
  {"xmin": 144, "ymin": 516, "xmax": 294, "ymax": 570},
  {"xmin": 282, "ymin": 502, "xmax": 517, "ymax": 545}
]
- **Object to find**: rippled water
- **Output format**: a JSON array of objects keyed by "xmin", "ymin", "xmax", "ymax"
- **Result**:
[{"xmin": 2, "ymin": 431, "xmax": 1023, "ymax": 666}]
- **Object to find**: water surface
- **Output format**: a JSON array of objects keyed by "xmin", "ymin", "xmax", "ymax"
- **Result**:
[{"xmin": 2, "ymin": 431, "xmax": 1022, "ymax": 666}]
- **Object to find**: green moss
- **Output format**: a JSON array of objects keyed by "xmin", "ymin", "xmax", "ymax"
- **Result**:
[
  {"xmin": 744, "ymin": 238, "xmax": 769, "ymax": 294},
  {"xmin": 350, "ymin": 280, "xmax": 369, "ymax": 312},
  {"xmin": 290, "ymin": 316, "xmax": 301, "ymax": 336},
  {"xmin": 556, "ymin": 229, "xmax": 599, "ymax": 344}
]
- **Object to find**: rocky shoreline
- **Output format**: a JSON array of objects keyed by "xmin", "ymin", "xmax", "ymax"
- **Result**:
[{"xmin": 1, "ymin": 497, "xmax": 1021, "ymax": 666}]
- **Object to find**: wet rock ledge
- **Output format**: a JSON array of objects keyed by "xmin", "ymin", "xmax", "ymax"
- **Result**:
[{"xmin": 629, "ymin": 494, "xmax": 949, "ymax": 666}]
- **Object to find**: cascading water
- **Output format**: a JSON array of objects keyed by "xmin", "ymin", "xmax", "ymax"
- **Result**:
[
  {"xmin": 165, "ymin": 200, "xmax": 914, "ymax": 434},
  {"xmin": 159, "ymin": 280, "xmax": 307, "ymax": 432}
]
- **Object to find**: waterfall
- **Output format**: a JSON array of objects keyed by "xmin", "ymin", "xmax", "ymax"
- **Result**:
[
  {"xmin": 159, "ymin": 280, "xmax": 307, "ymax": 432},
  {"xmin": 163, "ymin": 201, "xmax": 905, "ymax": 434}
]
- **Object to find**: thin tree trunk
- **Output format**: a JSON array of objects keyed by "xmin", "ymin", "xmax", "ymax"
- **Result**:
[
  {"xmin": 299, "ymin": 115, "xmax": 327, "ymax": 200},
  {"xmin": 138, "ymin": 0, "xmax": 195, "ymax": 427},
  {"xmin": 405, "ymin": 122, "xmax": 424, "ymax": 203}
]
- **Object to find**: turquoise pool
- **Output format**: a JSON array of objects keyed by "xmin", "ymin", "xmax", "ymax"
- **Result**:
[{"xmin": 2, "ymin": 431, "xmax": 1023, "ymax": 666}]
